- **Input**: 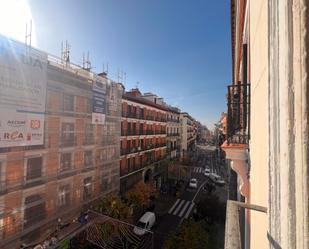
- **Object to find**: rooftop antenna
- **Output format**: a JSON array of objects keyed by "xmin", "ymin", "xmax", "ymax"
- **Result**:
[
  {"xmin": 136, "ymin": 81, "xmax": 140, "ymax": 89},
  {"xmin": 102, "ymin": 63, "xmax": 109, "ymax": 75},
  {"xmin": 61, "ymin": 40, "xmax": 70, "ymax": 64},
  {"xmin": 25, "ymin": 20, "xmax": 32, "ymax": 49},
  {"xmin": 86, "ymin": 51, "xmax": 91, "ymax": 70},
  {"xmin": 82, "ymin": 51, "xmax": 91, "ymax": 71}
]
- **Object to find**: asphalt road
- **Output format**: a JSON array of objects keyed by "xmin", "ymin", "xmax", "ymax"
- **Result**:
[
  {"xmin": 153, "ymin": 148, "xmax": 227, "ymax": 249},
  {"xmin": 153, "ymin": 166, "xmax": 211, "ymax": 248}
]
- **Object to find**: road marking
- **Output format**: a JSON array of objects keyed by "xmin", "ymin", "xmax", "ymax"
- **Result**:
[
  {"xmin": 184, "ymin": 202, "xmax": 195, "ymax": 219},
  {"xmin": 193, "ymin": 167, "xmax": 203, "ymax": 173},
  {"xmin": 178, "ymin": 201, "xmax": 190, "ymax": 217},
  {"xmin": 172, "ymin": 200, "xmax": 185, "ymax": 215},
  {"xmin": 168, "ymin": 199, "xmax": 180, "ymax": 214}
]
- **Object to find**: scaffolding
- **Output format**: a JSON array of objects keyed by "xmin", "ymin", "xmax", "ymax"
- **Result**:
[{"xmin": 0, "ymin": 49, "xmax": 123, "ymax": 248}]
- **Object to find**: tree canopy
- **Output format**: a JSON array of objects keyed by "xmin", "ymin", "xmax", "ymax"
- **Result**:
[
  {"xmin": 195, "ymin": 194, "xmax": 226, "ymax": 225},
  {"xmin": 124, "ymin": 181, "xmax": 157, "ymax": 207},
  {"xmin": 95, "ymin": 195, "xmax": 132, "ymax": 220},
  {"xmin": 163, "ymin": 220, "xmax": 210, "ymax": 249}
]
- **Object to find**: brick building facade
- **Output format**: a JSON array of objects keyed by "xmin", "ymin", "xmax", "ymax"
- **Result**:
[
  {"xmin": 0, "ymin": 55, "xmax": 122, "ymax": 248},
  {"xmin": 119, "ymin": 89, "xmax": 167, "ymax": 193}
]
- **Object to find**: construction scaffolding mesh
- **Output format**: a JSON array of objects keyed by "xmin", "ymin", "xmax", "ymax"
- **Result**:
[{"xmin": 0, "ymin": 58, "xmax": 123, "ymax": 248}]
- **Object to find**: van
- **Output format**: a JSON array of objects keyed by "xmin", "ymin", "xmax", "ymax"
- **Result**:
[{"xmin": 133, "ymin": 212, "xmax": 156, "ymax": 236}]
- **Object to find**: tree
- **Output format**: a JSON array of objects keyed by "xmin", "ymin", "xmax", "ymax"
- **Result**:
[
  {"xmin": 163, "ymin": 220, "xmax": 210, "ymax": 249},
  {"xmin": 124, "ymin": 181, "xmax": 157, "ymax": 207},
  {"xmin": 95, "ymin": 195, "xmax": 132, "ymax": 220},
  {"xmin": 194, "ymin": 194, "xmax": 226, "ymax": 225}
]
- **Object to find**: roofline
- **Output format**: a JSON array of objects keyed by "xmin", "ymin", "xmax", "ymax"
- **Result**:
[{"xmin": 122, "ymin": 94, "xmax": 169, "ymax": 112}]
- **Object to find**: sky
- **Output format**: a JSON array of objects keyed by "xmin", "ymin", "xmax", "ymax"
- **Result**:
[{"xmin": 0, "ymin": 0, "xmax": 231, "ymax": 128}]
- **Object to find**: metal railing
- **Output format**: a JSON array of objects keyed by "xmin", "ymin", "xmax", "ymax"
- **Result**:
[
  {"xmin": 224, "ymin": 200, "xmax": 267, "ymax": 249},
  {"xmin": 226, "ymin": 83, "xmax": 250, "ymax": 145},
  {"xmin": 120, "ymin": 144, "xmax": 166, "ymax": 155}
]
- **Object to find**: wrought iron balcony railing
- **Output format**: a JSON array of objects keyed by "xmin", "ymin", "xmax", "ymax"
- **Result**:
[{"xmin": 226, "ymin": 83, "xmax": 250, "ymax": 145}]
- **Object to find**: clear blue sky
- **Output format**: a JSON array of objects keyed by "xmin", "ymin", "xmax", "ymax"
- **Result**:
[{"xmin": 28, "ymin": 0, "xmax": 231, "ymax": 128}]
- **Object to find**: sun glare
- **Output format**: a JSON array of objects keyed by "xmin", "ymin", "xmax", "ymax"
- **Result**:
[{"xmin": 0, "ymin": 0, "xmax": 37, "ymax": 46}]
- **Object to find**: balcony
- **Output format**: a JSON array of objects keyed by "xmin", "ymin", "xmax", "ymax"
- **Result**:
[
  {"xmin": 224, "ymin": 200, "xmax": 267, "ymax": 249},
  {"xmin": 167, "ymin": 133, "xmax": 180, "ymax": 137},
  {"xmin": 146, "ymin": 130, "xmax": 154, "ymax": 135},
  {"xmin": 145, "ymin": 115, "xmax": 153, "ymax": 121},
  {"xmin": 60, "ymin": 135, "xmax": 76, "ymax": 147},
  {"xmin": 127, "ymin": 112, "xmax": 138, "ymax": 119},
  {"xmin": 226, "ymin": 83, "xmax": 250, "ymax": 146},
  {"xmin": 83, "ymin": 135, "xmax": 95, "ymax": 145},
  {"xmin": 167, "ymin": 118, "xmax": 180, "ymax": 123},
  {"xmin": 221, "ymin": 83, "xmax": 250, "ymax": 198},
  {"xmin": 121, "ymin": 143, "xmax": 166, "ymax": 156},
  {"xmin": 58, "ymin": 167, "xmax": 77, "ymax": 179}
]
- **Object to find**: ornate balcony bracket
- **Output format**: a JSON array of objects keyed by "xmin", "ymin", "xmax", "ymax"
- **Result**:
[{"xmin": 221, "ymin": 141, "xmax": 249, "ymax": 198}]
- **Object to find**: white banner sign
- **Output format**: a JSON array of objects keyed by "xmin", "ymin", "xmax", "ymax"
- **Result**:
[
  {"xmin": 0, "ymin": 35, "xmax": 47, "ymax": 147},
  {"xmin": 92, "ymin": 113, "xmax": 105, "ymax": 125},
  {"xmin": 0, "ymin": 110, "xmax": 44, "ymax": 147}
]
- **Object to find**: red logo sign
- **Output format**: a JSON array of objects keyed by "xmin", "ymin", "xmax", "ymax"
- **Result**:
[{"xmin": 30, "ymin": 120, "xmax": 40, "ymax": 129}]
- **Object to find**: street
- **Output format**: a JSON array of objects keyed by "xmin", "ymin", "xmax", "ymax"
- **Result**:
[{"xmin": 152, "ymin": 147, "xmax": 227, "ymax": 248}]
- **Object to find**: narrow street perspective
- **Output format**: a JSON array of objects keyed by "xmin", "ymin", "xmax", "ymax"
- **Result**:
[{"xmin": 0, "ymin": 1, "xmax": 308, "ymax": 249}]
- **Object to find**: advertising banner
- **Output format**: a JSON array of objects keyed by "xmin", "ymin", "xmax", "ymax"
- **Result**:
[
  {"xmin": 92, "ymin": 79, "xmax": 106, "ymax": 125},
  {"xmin": 0, "ymin": 109, "xmax": 44, "ymax": 147},
  {"xmin": 0, "ymin": 34, "xmax": 47, "ymax": 147}
]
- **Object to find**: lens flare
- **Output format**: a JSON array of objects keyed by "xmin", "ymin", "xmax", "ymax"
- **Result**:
[{"xmin": 0, "ymin": 0, "xmax": 37, "ymax": 46}]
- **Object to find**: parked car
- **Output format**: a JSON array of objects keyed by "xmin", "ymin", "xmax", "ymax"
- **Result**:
[
  {"xmin": 203, "ymin": 168, "xmax": 210, "ymax": 177},
  {"xmin": 133, "ymin": 212, "xmax": 156, "ymax": 236},
  {"xmin": 209, "ymin": 173, "xmax": 225, "ymax": 186},
  {"xmin": 189, "ymin": 178, "xmax": 198, "ymax": 188}
]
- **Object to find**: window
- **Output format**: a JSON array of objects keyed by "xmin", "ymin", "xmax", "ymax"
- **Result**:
[
  {"xmin": 63, "ymin": 94, "xmax": 74, "ymax": 111},
  {"xmin": 24, "ymin": 194, "xmax": 46, "ymax": 228},
  {"xmin": 101, "ymin": 176, "xmax": 110, "ymax": 191},
  {"xmin": 83, "ymin": 177, "xmax": 93, "ymax": 200},
  {"xmin": 84, "ymin": 151, "xmax": 93, "ymax": 167},
  {"xmin": 86, "ymin": 98, "xmax": 92, "ymax": 113},
  {"xmin": 61, "ymin": 123, "xmax": 75, "ymax": 147},
  {"xmin": 26, "ymin": 157, "xmax": 42, "ymax": 181},
  {"xmin": 84, "ymin": 124, "xmax": 94, "ymax": 145},
  {"xmin": 0, "ymin": 162, "xmax": 4, "ymax": 192},
  {"xmin": 0, "ymin": 203, "xmax": 3, "ymax": 238},
  {"xmin": 60, "ymin": 153, "xmax": 72, "ymax": 172},
  {"xmin": 58, "ymin": 185, "xmax": 70, "ymax": 207}
]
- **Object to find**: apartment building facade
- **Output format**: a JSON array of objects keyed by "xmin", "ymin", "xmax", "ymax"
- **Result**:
[
  {"xmin": 0, "ymin": 36, "xmax": 122, "ymax": 248},
  {"xmin": 119, "ymin": 89, "xmax": 167, "ymax": 193},
  {"xmin": 166, "ymin": 107, "xmax": 181, "ymax": 159},
  {"xmin": 223, "ymin": 0, "xmax": 308, "ymax": 248},
  {"xmin": 180, "ymin": 112, "xmax": 197, "ymax": 158}
]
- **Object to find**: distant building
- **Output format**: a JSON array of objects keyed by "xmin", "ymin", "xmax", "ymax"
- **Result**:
[
  {"xmin": 166, "ymin": 106, "xmax": 181, "ymax": 159},
  {"xmin": 120, "ymin": 89, "xmax": 168, "ymax": 193},
  {"xmin": 180, "ymin": 112, "xmax": 197, "ymax": 157}
]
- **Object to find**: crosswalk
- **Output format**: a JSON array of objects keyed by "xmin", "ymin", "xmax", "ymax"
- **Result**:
[
  {"xmin": 193, "ymin": 167, "xmax": 203, "ymax": 173},
  {"xmin": 168, "ymin": 199, "xmax": 195, "ymax": 219}
]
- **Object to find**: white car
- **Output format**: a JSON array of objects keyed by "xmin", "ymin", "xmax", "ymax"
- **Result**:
[
  {"xmin": 204, "ymin": 168, "xmax": 210, "ymax": 177},
  {"xmin": 189, "ymin": 178, "xmax": 198, "ymax": 188},
  {"xmin": 210, "ymin": 173, "xmax": 225, "ymax": 186}
]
